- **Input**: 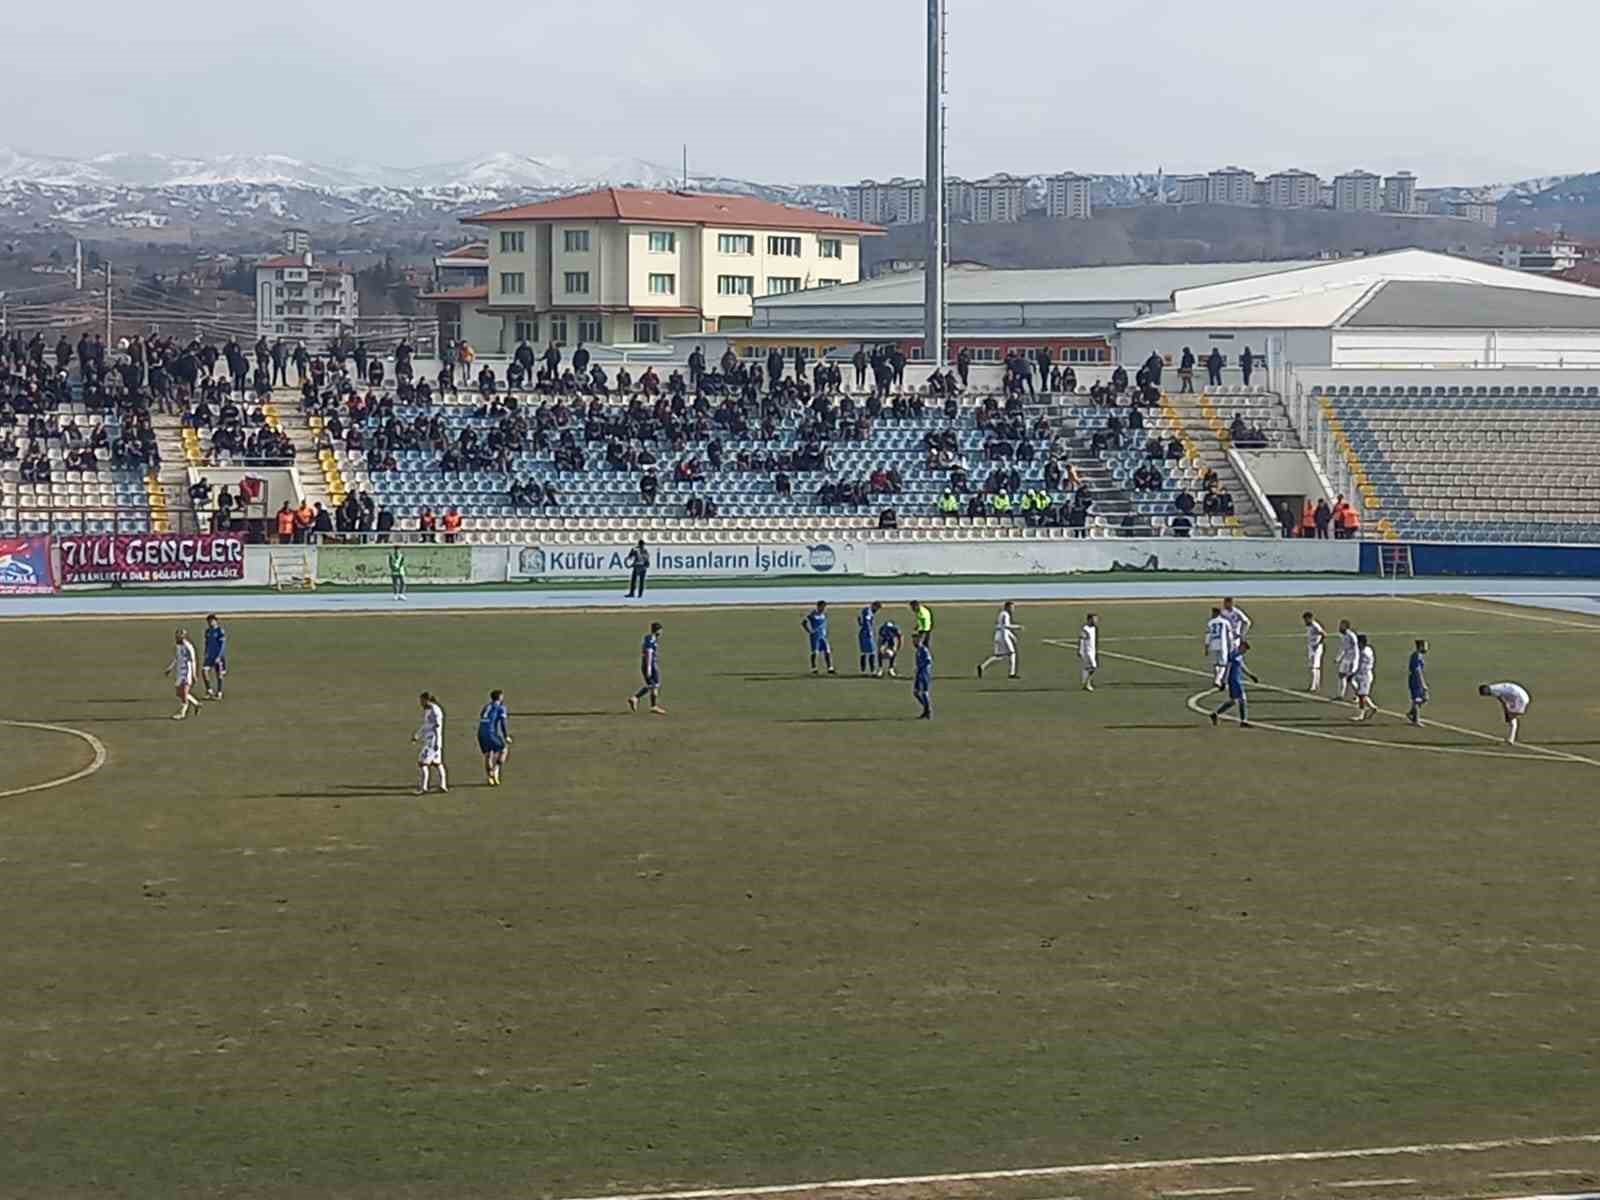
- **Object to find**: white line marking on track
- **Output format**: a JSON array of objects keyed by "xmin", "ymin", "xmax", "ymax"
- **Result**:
[
  {"xmin": 1490, "ymin": 1171, "xmax": 1591, "ymax": 1179},
  {"xmin": 1045, "ymin": 641, "xmax": 1600, "ymax": 769},
  {"xmin": 1161, "ymin": 1189, "xmax": 1256, "ymax": 1197},
  {"xmin": 0, "ymin": 719, "xmax": 108, "ymax": 799},
  {"xmin": 554, "ymin": 1133, "xmax": 1600, "ymax": 1200},
  {"xmin": 1326, "ymin": 1180, "xmax": 1417, "ymax": 1190}
]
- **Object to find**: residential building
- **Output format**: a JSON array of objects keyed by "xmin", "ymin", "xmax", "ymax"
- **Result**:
[
  {"xmin": 1498, "ymin": 234, "xmax": 1583, "ymax": 274},
  {"xmin": 1383, "ymin": 172, "xmax": 1418, "ymax": 214},
  {"xmin": 845, "ymin": 178, "xmax": 925, "ymax": 226},
  {"xmin": 420, "ymin": 241, "xmax": 499, "ymax": 352},
  {"xmin": 1448, "ymin": 200, "xmax": 1499, "ymax": 226},
  {"xmin": 461, "ymin": 187, "xmax": 881, "ymax": 348},
  {"xmin": 253, "ymin": 247, "xmax": 358, "ymax": 343},
  {"xmin": 282, "ymin": 227, "xmax": 311, "ymax": 255},
  {"xmin": 943, "ymin": 178, "xmax": 976, "ymax": 222},
  {"xmin": 1045, "ymin": 173, "xmax": 1093, "ymax": 220},
  {"xmin": 1173, "ymin": 175, "xmax": 1209, "ymax": 204},
  {"xmin": 1207, "ymin": 166, "xmax": 1257, "ymax": 206},
  {"xmin": 972, "ymin": 174, "xmax": 1026, "ymax": 223},
  {"xmin": 1332, "ymin": 170, "xmax": 1382, "ymax": 212},
  {"xmin": 1263, "ymin": 169, "xmax": 1321, "ymax": 209}
]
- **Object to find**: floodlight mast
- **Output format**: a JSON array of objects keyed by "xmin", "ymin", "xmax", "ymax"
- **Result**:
[{"xmin": 923, "ymin": 0, "xmax": 946, "ymax": 367}]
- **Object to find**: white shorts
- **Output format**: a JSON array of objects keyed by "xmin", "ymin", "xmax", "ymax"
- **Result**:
[
  {"xmin": 1080, "ymin": 653, "xmax": 1098, "ymax": 671},
  {"xmin": 1338, "ymin": 659, "xmax": 1356, "ymax": 678},
  {"xmin": 1210, "ymin": 647, "xmax": 1228, "ymax": 666},
  {"xmin": 417, "ymin": 738, "xmax": 442, "ymax": 766},
  {"xmin": 1355, "ymin": 675, "xmax": 1373, "ymax": 698},
  {"xmin": 1308, "ymin": 648, "xmax": 1324, "ymax": 667},
  {"xmin": 994, "ymin": 633, "xmax": 1016, "ymax": 656},
  {"xmin": 1503, "ymin": 697, "xmax": 1530, "ymax": 716},
  {"xmin": 175, "ymin": 670, "xmax": 195, "ymax": 688}
]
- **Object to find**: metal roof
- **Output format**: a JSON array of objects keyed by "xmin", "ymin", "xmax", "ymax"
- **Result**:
[
  {"xmin": 705, "ymin": 321, "xmax": 1116, "ymax": 341},
  {"xmin": 1118, "ymin": 283, "xmax": 1377, "ymax": 331},
  {"xmin": 758, "ymin": 261, "xmax": 1324, "ymax": 308},
  {"xmin": 1343, "ymin": 280, "xmax": 1600, "ymax": 329}
]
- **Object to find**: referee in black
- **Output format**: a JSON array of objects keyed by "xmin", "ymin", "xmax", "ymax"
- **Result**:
[{"xmin": 625, "ymin": 539, "xmax": 650, "ymax": 598}]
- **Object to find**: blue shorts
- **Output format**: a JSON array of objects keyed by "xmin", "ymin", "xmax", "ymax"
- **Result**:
[
  {"xmin": 1229, "ymin": 684, "xmax": 1246, "ymax": 700},
  {"xmin": 477, "ymin": 732, "xmax": 506, "ymax": 754},
  {"xmin": 1410, "ymin": 688, "xmax": 1428, "ymax": 704},
  {"xmin": 642, "ymin": 670, "xmax": 661, "ymax": 688},
  {"xmin": 810, "ymin": 636, "xmax": 831, "ymax": 654},
  {"xmin": 859, "ymin": 634, "xmax": 876, "ymax": 654},
  {"xmin": 205, "ymin": 654, "xmax": 226, "ymax": 672},
  {"xmin": 915, "ymin": 673, "xmax": 932, "ymax": 692}
]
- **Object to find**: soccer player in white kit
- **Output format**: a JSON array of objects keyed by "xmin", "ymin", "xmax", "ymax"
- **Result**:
[
  {"xmin": 1302, "ymin": 611, "xmax": 1326, "ymax": 693},
  {"xmin": 1479, "ymin": 681, "xmax": 1532, "ymax": 744},
  {"xmin": 1205, "ymin": 606, "xmax": 1233, "ymax": 689},
  {"xmin": 1351, "ymin": 634, "xmax": 1377, "ymax": 721},
  {"xmin": 411, "ymin": 691, "xmax": 449, "ymax": 794},
  {"xmin": 1335, "ymin": 619, "xmax": 1359, "ymax": 700},
  {"xmin": 1220, "ymin": 598, "xmax": 1251, "ymax": 686},
  {"xmin": 163, "ymin": 628, "xmax": 204, "ymax": 720},
  {"xmin": 976, "ymin": 601, "xmax": 1023, "ymax": 679},
  {"xmin": 1078, "ymin": 612, "xmax": 1099, "ymax": 691}
]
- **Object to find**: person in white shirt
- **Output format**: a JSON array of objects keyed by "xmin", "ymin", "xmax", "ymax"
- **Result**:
[
  {"xmin": 1351, "ymin": 634, "xmax": 1377, "ymax": 722},
  {"xmin": 976, "ymin": 601, "xmax": 1022, "ymax": 680},
  {"xmin": 1302, "ymin": 611, "xmax": 1326, "ymax": 693},
  {"xmin": 163, "ymin": 628, "xmax": 204, "ymax": 721},
  {"xmin": 1479, "ymin": 681, "xmax": 1532, "ymax": 744},
  {"xmin": 1220, "ymin": 597, "xmax": 1252, "ymax": 647},
  {"xmin": 411, "ymin": 691, "xmax": 448, "ymax": 794},
  {"xmin": 1335, "ymin": 619, "xmax": 1360, "ymax": 700},
  {"xmin": 1205, "ymin": 606, "xmax": 1233, "ymax": 689},
  {"xmin": 1078, "ymin": 612, "xmax": 1099, "ymax": 691}
]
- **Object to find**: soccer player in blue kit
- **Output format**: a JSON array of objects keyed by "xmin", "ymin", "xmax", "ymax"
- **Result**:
[
  {"xmin": 628, "ymin": 622, "xmax": 666, "ymax": 715},
  {"xmin": 1407, "ymin": 639, "xmax": 1429, "ymax": 726},
  {"xmin": 913, "ymin": 637, "xmax": 934, "ymax": 719},
  {"xmin": 477, "ymin": 689, "xmax": 512, "ymax": 785},
  {"xmin": 877, "ymin": 617, "xmax": 902, "ymax": 678},
  {"xmin": 1210, "ymin": 639, "xmax": 1261, "ymax": 728},
  {"xmin": 802, "ymin": 600, "xmax": 835, "ymax": 675},
  {"xmin": 857, "ymin": 601, "xmax": 882, "ymax": 675},
  {"xmin": 202, "ymin": 613, "xmax": 228, "ymax": 700}
]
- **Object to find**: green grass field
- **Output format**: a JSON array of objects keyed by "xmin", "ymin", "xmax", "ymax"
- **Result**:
[{"xmin": 4, "ymin": 594, "xmax": 1600, "ymax": 1200}]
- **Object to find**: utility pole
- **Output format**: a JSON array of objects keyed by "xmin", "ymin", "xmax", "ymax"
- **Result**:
[
  {"xmin": 75, "ymin": 240, "xmax": 83, "ymax": 291},
  {"xmin": 104, "ymin": 262, "xmax": 112, "ymax": 345},
  {"xmin": 923, "ymin": 0, "xmax": 947, "ymax": 367}
]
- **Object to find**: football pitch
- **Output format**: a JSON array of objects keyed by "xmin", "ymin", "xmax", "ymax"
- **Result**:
[{"xmin": 3, "ymin": 593, "xmax": 1600, "ymax": 1199}]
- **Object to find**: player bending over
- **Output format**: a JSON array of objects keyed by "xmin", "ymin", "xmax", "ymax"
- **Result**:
[
  {"xmin": 913, "ymin": 637, "xmax": 934, "ymax": 719},
  {"xmin": 1210, "ymin": 639, "xmax": 1260, "ymax": 728},
  {"xmin": 1406, "ymin": 640, "xmax": 1429, "ymax": 726},
  {"xmin": 877, "ymin": 618, "xmax": 902, "ymax": 678},
  {"xmin": 1302, "ymin": 611, "xmax": 1325, "ymax": 693},
  {"xmin": 628, "ymin": 622, "xmax": 666, "ymax": 715},
  {"xmin": 164, "ymin": 628, "xmax": 204, "ymax": 720},
  {"xmin": 412, "ymin": 691, "xmax": 448, "ymax": 793},
  {"xmin": 1205, "ymin": 606, "xmax": 1232, "ymax": 689},
  {"xmin": 857, "ymin": 601, "xmax": 882, "ymax": 675},
  {"xmin": 1479, "ymin": 681, "xmax": 1531, "ymax": 744},
  {"xmin": 1078, "ymin": 612, "xmax": 1099, "ymax": 691},
  {"xmin": 977, "ymin": 601, "xmax": 1022, "ymax": 679},
  {"xmin": 1335, "ymin": 619, "xmax": 1359, "ymax": 700},
  {"xmin": 1351, "ymin": 633, "xmax": 1377, "ymax": 722},
  {"xmin": 802, "ymin": 601, "xmax": 834, "ymax": 675},
  {"xmin": 477, "ymin": 689, "xmax": 512, "ymax": 785}
]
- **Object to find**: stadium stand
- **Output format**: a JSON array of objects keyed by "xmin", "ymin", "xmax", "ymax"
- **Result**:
[
  {"xmin": 1314, "ymin": 382, "xmax": 1600, "ymax": 542},
  {"xmin": 0, "ymin": 338, "xmax": 163, "ymax": 537},
  {"xmin": 311, "ymin": 382, "xmax": 1262, "ymax": 544}
]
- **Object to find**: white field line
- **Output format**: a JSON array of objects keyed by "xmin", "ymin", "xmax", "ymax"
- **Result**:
[
  {"xmin": 1102, "ymin": 628, "xmax": 1595, "ymax": 643},
  {"xmin": 0, "ymin": 719, "xmax": 108, "ymax": 799},
  {"xmin": 1407, "ymin": 597, "xmax": 1600, "ymax": 632},
  {"xmin": 1178, "ymin": 687, "xmax": 1571, "ymax": 763},
  {"xmin": 555, "ymin": 1134, "xmax": 1600, "ymax": 1200},
  {"xmin": 1049, "ymin": 640, "xmax": 1600, "ymax": 770},
  {"xmin": 1325, "ymin": 1181, "xmax": 1417, "ymax": 1190}
]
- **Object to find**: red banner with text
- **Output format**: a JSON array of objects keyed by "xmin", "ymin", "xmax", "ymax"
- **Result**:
[{"xmin": 57, "ymin": 533, "xmax": 246, "ymax": 584}]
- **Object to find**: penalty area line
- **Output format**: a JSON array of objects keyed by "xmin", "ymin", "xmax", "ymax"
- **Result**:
[
  {"xmin": 555, "ymin": 1132, "xmax": 1600, "ymax": 1200},
  {"xmin": 0, "ymin": 719, "xmax": 109, "ymax": 799}
]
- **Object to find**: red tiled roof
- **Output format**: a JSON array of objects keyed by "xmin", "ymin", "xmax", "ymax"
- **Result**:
[
  {"xmin": 257, "ymin": 254, "xmax": 309, "ymax": 268},
  {"xmin": 421, "ymin": 285, "xmax": 490, "ymax": 302},
  {"xmin": 440, "ymin": 241, "xmax": 488, "ymax": 260},
  {"xmin": 1554, "ymin": 262, "xmax": 1600, "ymax": 289},
  {"xmin": 464, "ymin": 188, "xmax": 881, "ymax": 234}
]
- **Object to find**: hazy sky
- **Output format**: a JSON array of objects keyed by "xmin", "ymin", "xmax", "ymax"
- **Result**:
[{"xmin": 6, "ymin": 0, "xmax": 1595, "ymax": 186}]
